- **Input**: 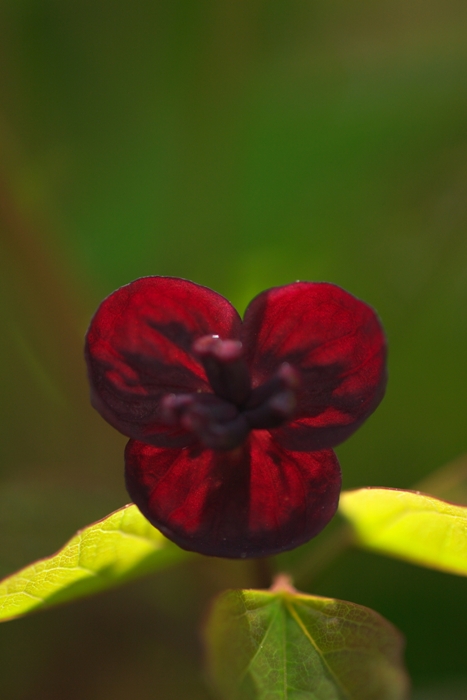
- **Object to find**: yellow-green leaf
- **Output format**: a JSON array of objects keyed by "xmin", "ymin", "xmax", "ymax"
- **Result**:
[
  {"xmin": 0, "ymin": 504, "xmax": 191, "ymax": 622},
  {"xmin": 339, "ymin": 488, "xmax": 467, "ymax": 575},
  {"xmin": 205, "ymin": 582, "xmax": 409, "ymax": 700}
]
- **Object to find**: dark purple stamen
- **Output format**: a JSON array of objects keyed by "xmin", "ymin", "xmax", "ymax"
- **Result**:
[
  {"xmin": 243, "ymin": 363, "xmax": 299, "ymax": 430},
  {"xmin": 193, "ymin": 335, "xmax": 251, "ymax": 405},
  {"xmin": 162, "ymin": 335, "xmax": 299, "ymax": 451}
]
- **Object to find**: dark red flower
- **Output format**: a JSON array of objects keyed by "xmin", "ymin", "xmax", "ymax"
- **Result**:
[{"xmin": 85, "ymin": 277, "xmax": 386, "ymax": 558}]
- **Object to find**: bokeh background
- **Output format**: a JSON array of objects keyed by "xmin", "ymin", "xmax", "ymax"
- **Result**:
[{"xmin": 1, "ymin": 1, "xmax": 467, "ymax": 698}]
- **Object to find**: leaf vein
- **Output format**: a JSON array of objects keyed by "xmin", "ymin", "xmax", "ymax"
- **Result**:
[{"xmin": 286, "ymin": 599, "xmax": 352, "ymax": 700}]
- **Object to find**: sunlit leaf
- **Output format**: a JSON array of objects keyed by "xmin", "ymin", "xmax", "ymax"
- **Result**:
[
  {"xmin": 0, "ymin": 504, "xmax": 191, "ymax": 622},
  {"xmin": 339, "ymin": 488, "xmax": 467, "ymax": 575},
  {"xmin": 205, "ymin": 580, "xmax": 409, "ymax": 700}
]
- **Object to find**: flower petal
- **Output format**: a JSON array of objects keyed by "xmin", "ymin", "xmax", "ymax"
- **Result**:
[
  {"xmin": 242, "ymin": 282, "xmax": 387, "ymax": 450},
  {"xmin": 124, "ymin": 433, "xmax": 341, "ymax": 558},
  {"xmin": 85, "ymin": 277, "xmax": 242, "ymax": 446}
]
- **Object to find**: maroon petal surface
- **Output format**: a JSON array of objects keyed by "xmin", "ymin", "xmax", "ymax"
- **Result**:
[
  {"xmin": 85, "ymin": 277, "xmax": 242, "ymax": 446},
  {"xmin": 242, "ymin": 282, "xmax": 387, "ymax": 451},
  {"xmin": 125, "ymin": 434, "xmax": 341, "ymax": 558}
]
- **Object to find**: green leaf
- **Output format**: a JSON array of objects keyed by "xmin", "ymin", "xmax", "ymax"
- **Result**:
[
  {"xmin": 339, "ymin": 487, "xmax": 467, "ymax": 575},
  {"xmin": 205, "ymin": 579, "xmax": 409, "ymax": 700},
  {"xmin": 0, "ymin": 504, "xmax": 191, "ymax": 622}
]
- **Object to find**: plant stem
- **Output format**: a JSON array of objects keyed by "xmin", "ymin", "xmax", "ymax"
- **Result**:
[{"xmin": 251, "ymin": 556, "xmax": 275, "ymax": 589}]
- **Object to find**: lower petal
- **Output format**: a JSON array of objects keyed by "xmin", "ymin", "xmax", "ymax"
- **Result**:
[{"xmin": 124, "ymin": 433, "xmax": 341, "ymax": 558}]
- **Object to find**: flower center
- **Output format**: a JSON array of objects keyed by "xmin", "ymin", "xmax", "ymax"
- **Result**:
[{"xmin": 161, "ymin": 335, "xmax": 299, "ymax": 450}]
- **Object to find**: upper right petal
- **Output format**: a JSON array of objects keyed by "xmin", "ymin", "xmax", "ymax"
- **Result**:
[{"xmin": 85, "ymin": 277, "xmax": 242, "ymax": 446}]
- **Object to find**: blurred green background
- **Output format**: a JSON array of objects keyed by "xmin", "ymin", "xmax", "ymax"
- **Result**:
[{"xmin": 1, "ymin": 1, "xmax": 467, "ymax": 698}]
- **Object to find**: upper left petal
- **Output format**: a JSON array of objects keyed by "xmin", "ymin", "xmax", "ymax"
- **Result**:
[{"xmin": 85, "ymin": 277, "xmax": 242, "ymax": 445}]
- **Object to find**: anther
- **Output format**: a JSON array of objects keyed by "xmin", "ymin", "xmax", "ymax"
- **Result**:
[
  {"xmin": 161, "ymin": 393, "xmax": 195, "ymax": 424},
  {"xmin": 246, "ymin": 363, "xmax": 299, "ymax": 409},
  {"xmin": 243, "ymin": 363, "xmax": 299, "ymax": 430}
]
